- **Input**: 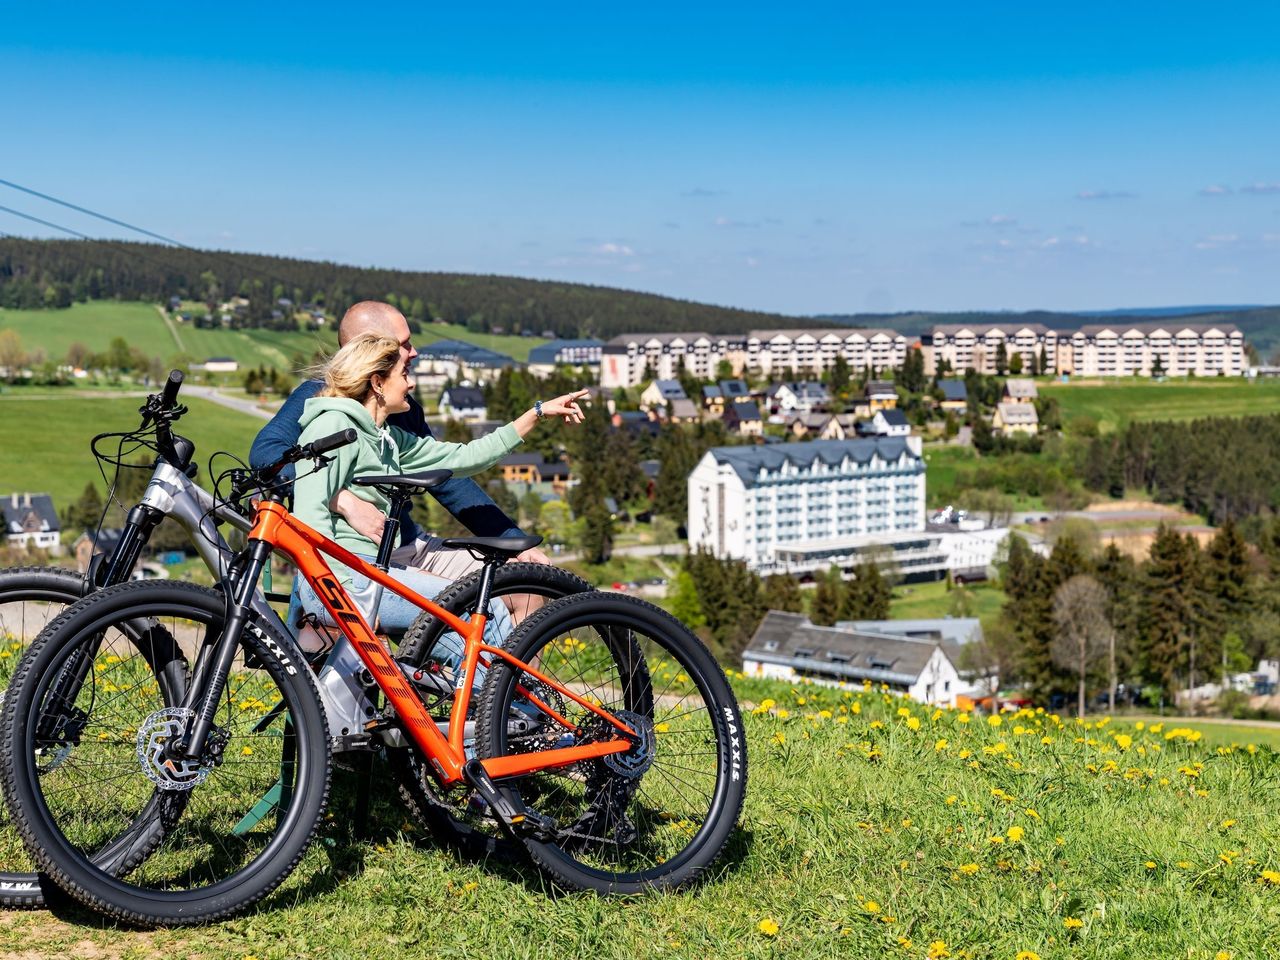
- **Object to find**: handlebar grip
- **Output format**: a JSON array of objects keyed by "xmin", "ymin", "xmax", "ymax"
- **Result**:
[
  {"xmin": 161, "ymin": 370, "xmax": 184, "ymax": 408},
  {"xmin": 306, "ymin": 428, "xmax": 357, "ymax": 457}
]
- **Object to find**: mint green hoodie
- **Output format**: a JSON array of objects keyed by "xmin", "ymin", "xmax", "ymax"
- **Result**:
[{"xmin": 292, "ymin": 396, "xmax": 521, "ymax": 573}]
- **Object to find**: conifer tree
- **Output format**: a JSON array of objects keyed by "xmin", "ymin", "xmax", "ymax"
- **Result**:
[{"xmin": 809, "ymin": 566, "xmax": 843, "ymax": 626}]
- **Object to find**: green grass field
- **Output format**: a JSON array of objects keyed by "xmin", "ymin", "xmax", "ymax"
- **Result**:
[
  {"xmin": 0, "ymin": 392, "xmax": 264, "ymax": 508},
  {"xmin": 0, "ymin": 679, "xmax": 1274, "ymax": 959},
  {"xmin": 1043, "ymin": 376, "xmax": 1280, "ymax": 432},
  {"xmin": 0, "ymin": 300, "xmax": 549, "ymax": 371},
  {"xmin": 890, "ymin": 578, "xmax": 1007, "ymax": 631}
]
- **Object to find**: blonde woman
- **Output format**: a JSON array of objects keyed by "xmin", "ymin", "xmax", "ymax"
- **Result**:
[{"xmin": 290, "ymin": 333, "xmax": 587, "ymax": 648}]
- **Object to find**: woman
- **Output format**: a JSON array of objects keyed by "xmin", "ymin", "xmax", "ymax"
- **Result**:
[{"xmin": 289, "ymin": 333, "xmax": 588, "ymax": 652}]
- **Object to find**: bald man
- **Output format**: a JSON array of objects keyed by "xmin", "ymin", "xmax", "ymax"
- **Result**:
[{"xmin": 250, "ymin": 300, "xmax": 549, "ymax": 587}]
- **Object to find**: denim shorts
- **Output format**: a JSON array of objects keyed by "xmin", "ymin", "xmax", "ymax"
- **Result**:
[{"xmin": 288, "ymin": 555, "xmax": 513, "ymax": 679}]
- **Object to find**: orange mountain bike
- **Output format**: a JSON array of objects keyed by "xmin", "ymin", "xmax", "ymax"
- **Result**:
[{"xmin": 0, "ymin": 431, "xmax": 747, "ymax": 925}]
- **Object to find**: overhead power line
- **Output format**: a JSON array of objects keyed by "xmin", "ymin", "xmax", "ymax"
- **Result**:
[
  {"xmin": 0, "ymin": 177, "xmax": 195, "ymax": 250},
  {"xmin": 0, "ymin": 203, "xmax": 95, "ymax": 240}
]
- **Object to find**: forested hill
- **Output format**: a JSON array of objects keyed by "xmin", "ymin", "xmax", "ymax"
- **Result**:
[{"xmin": 0, "ymin": 237, "xmax": 810, "ymax": 340}]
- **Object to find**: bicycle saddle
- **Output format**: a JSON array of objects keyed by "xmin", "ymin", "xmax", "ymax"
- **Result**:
[
  {"xmin": 352, "ymin": 471, "xmax": 454, "ymax": 497},
  {"xmin": 441, "ymin": 534, "xmax": 544, "ymax": 559}
]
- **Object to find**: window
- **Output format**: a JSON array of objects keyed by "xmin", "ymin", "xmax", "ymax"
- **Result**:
[
  {"xmin": 763, "ymin": 640, "xmax": 779, "ymax": 652},
  {"xmin": 794, "ymin": 647, "xmax": 816, "ymax": 658}
]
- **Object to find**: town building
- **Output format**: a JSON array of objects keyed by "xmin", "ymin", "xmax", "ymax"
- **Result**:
[
  {"xmin": 722, "ymin": 399, "xmax": 764, "ymax": 437},
  {"xmin": 764, "ymin": 381, "xmax": 830, "ymax": 417},
  {"xmin": 438, "ymin": 386, "xmax": 487, "ymax": 420},
  {"xmin": 3, "ymin": 492, "xmax": 61, "ymax": 554},
  {"xmin": 639, "ymin": 379, "xmax": 688, "ymax": 410},
  {"xmin": 526, "ymin": 339, "xmax": 604, "ymax": 377},
  {"xmin": 687, "ymin": 438, "xmax": 927, "ymax": 574},
  {"xmin": 743, "ymin": 611, "xmax": 961, "ymax": 705},
  {"xmin": 993, "ymin": 402, "xmax": 1039, "ymax": 436},
  {"xmin": 414, "ymin": 340, "xmax": 517, "ymax": 384},
  {"xmin": 924, "ymin": 324, "xmax": 1059, "ymax": 376},
  {"xmin": 936, "ymin": 379, "xmax": 968, "ymax": 412},
  {"xmin": 600, "ymin": 328, "xmax": 909, "ymax": 387},
  {"xmin": 1057, "ymin": 322, "xmax": 1246, "ymax": 377}
]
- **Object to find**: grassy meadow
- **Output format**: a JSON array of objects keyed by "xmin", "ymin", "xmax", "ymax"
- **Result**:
[
  {"xmin": 0, "ymin": 300, "xmax": 549, "ymax": 371},
  {"xmin": 0, "ymin": 392, "xmax": 264, "ymax": 507},
  {"xmin": 1042, "ymin": 376, "xmax": 1280, "ymax": 432},
  {"xmin": 0, "ymin": 677, "xmax": 1275, "ymax": 959}
]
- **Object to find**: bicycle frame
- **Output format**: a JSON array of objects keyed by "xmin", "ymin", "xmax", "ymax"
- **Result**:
[{"xmin": 247, "ymin": 500, "xmax": 637, "ymax": 787}]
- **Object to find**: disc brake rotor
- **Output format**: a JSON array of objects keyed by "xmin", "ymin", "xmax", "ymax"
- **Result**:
[{"xmin": 136, "ymin": 707, "xmax": 216, "ymax": 791}]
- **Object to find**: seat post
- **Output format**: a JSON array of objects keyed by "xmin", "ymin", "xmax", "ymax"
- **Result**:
[
  {"xmin": 474, "ymin": 558, "xmax": 500, "ymax": 616},
  {"xmin": 373, "ymin": 494, "xmax": 409, "ymax": 571}
]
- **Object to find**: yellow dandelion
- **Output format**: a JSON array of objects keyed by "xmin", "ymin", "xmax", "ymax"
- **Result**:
[
  {"xmin": 989, "ymin": 835, "xmax": 1005, "ymax": 845},
  {"xmin": 957, "ymin": 713, "xmax": 971, "ymax": 724},
  {"xmin": 1063, "ymin": 917, "xmax": 1083, "ymax": 930},
  {"xmin": 757, "ymin": 918, "xmax": 779, "ymax": 937},
  {"xmin": 945, "ymin": 795, "xmax": 958, "ymax": 805},
  {"xmin": 1258, "ymin": 870, "xmax": 1280, "ymax": 885},
  {"xmin": 1220, "ymin": 819, "xmax": 1237, "ymax": 829},
  {"xmin": 758, "ymin": 698, "xmax": 776, "ymax": 711},
  {"xmin": 776, "ymin": 708, "xmax": 790, "ymax": 719},
  {"xmin": 935, "ymin": 738, "xmax": 949, "ymax": 751},
  {"xmin": 927, "ymin": 940, "xmax": 951, "ymax": 959},
  {"xmin": 864, "ymin": 901, "xmax": 881, "ymax": 914},
  {"xmin": 1144, "ymin": 861, "xmax": 1157, "ymax": 870},
  {"xmin": 1007, "ymin": 826, "xmax": 1024, "ymax": 842},
  {"xmin": 1025, "ymin": 808, "xmax": 1040, "ymax": 819},
  {"xmin": 988, "ymin": 714, "xmax": 1002, "ymax": 727},
  {"xmin": 957, "ymin": 863, "xmax": 980, "ymax": 875},
  {"xmin": 1016, "ymin": 952, "xmax": 1042, "ymax": 960},
  {"xmin": 1216, "ymin": 953, "xmax": 1232, "ymax": 960},
  {"xmin": 906, "ymin": 716, "xmax": 921, "ymax": 731}
]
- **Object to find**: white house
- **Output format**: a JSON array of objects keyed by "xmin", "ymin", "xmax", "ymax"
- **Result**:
[
  {"xmin": 3, "ymin": 492, "xmax": 62, "ymax": 554},
  {"xmin": 639, "ymin": 379, "xmax": 688, "ymax": 410},
  {"xmin": 439, "ymin": 386, "xmax": 487, "ymax": 420},
  {"xmin": 200, "ymin": 357, "xmax": 238, "ymax": 373},
  {"xmin": 743, "ymin": 611, "xmax": 961, "ymax": 705},
  {"xmin": 765, "ymin": 381, "xmax": 831, "ymax": 416},
  {"xmin": 869, "ymin": 408, "xmax": 911, "ymax": 437}
]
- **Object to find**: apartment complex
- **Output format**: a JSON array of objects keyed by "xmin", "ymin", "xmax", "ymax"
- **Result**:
[
  {"xmin": 687, "ymin": 438, "xmax": 927, "ymax": 574},
  {"xmin": 923, "ymin": 321, "xmax": 1245, "ymax": 377},
  {"xmin": 600, "ymin": 328, "xmax": 909, "ymax": 388}
]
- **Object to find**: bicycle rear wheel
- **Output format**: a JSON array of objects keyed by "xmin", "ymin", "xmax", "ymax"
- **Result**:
[
  {"xmin": 388, "ymin": 562, "xmax": 593, "ymax": 856},
  {"xmin": 0, "ymin": 580, "xmax": 331, "ymax": 926},
  {"xmin": 0, "ymin": 567, "xmax": 92, "ymax": 906},
  {"xmin": 474, "ymin": 593, "xmax": 746, "ymax": 893}
]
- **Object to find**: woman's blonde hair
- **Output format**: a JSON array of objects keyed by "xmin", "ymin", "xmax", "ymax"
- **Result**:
[{"xmin": 316, "ymin": 333, "xmax": 402, "ymax": 401}]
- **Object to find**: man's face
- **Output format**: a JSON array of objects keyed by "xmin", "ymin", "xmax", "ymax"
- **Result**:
[{"xmin": 391, "ymin": 317, "xmax": 419, "ymax": 365}]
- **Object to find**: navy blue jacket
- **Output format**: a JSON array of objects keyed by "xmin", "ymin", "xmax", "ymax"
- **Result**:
[{"xmin": 249, "ymin": 379, "xmax": 523, "ymax": 544}]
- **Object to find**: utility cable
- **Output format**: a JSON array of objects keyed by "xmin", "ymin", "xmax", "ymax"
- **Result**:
[{"xmin": 0, "ymin": 176, "xmax": 196, "ymax": 250}]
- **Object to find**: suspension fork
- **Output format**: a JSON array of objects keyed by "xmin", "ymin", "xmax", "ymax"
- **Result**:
[{"xmin": 175, "ymin": 537, "xmax": 274, "ymax": 759}]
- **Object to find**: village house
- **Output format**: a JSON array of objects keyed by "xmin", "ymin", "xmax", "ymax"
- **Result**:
[
  {"xmin": 723, "ymin": 399, "xmax": 764, "ymax": 438},
  {"xmin": 993, "ymin": 401, "xmax": 1039, "ymax": 436},
  {"xmin": 743, "ymin": 611, "xmax": 961, "ymax": 706},
  {"xmin": 864, "ymin": 380, "xmax": 899, "ymax": 412},
  {"xmin": 936, "ymin": 378, "xmax": 968, "ymax": 412},
  {"xmin": 438, "ymin": 386, "xmax": 487, "ymax": 421},
  {"xmin": 1002, "ymin": 378, "xmax": 1038, "ymax": 402},
  {"xmin": 3, "ymin": 492, "xmax": 61, "ymax": 554}
]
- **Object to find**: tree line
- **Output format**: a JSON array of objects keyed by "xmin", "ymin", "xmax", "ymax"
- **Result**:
[
  {"xmin": 984, "ymin": 520, "xmax": 1277, "ymax": 714},
  {"xmin": 1081, "ymin": 413, "xmax": 1280, "ymax": 523},
  {"xmin": 0, "ymin": 237, "xmax": 819, "ymax": 340}
]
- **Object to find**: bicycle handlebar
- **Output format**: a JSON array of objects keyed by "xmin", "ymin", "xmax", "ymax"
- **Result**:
[{"xmin": 160, "ymin": 369, "xmax": 183, "ymax": 408}]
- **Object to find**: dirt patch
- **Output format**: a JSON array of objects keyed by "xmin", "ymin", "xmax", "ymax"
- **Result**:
[
  {"xmin": 1083, "ymin": 500, "xmax": 1181, "ymax": 515},
  {"xmin": 1101, "ymin": 526, "xmax": 1216, "ymax": 559}
]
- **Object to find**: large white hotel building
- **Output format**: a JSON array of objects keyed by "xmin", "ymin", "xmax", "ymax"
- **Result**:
[
  {"xmin": 600, "ymin": 329, "xmax": 908, "ymax": 388},
  {"xmin": 687, "ymin": 438, "xmax": 934, "ymax": 576},
  {"xmin": 600, "ymin": 321, "xmax": 1245, "ymax": 386},
  {"xmin": 924, "ymin": 321, "xmax": 1246, "ymax": 377}
]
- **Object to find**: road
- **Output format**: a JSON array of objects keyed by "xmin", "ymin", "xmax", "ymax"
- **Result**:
[{"xmin": 182, "ymin": 385, "xmax": 276, "ymax": 421}]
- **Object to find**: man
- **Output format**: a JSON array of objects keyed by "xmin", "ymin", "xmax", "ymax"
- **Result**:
[{"xmin": 250, "ymin": 300, "xmax": 549, "ymax": 583}]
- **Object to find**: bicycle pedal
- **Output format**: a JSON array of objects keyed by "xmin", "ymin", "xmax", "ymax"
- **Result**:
[{"xmin": 461, "ymin": 759, "xmax": 551, "ymax": 839}]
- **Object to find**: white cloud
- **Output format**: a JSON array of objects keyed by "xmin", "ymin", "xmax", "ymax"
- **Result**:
[
  {"xmin": 1242, "ymin": 182, "xmax": 1280, "ymax": 195},
  {"xmin": 1199, "ymin": 184, "xmax": 1232, "ymax": 196},
  {"xmin": 595, "ymin": 242, "xmax": 635, "ymax": 256},
  {"xmin": 1076, "ymin": 190, "xmax": 1136, "ymax": 201},
  {"xmin": 1194, "ymin": 233, "xmax": 1240, "ymax": 249}
]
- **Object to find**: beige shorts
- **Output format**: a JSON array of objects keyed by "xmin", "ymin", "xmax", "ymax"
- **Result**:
[{"xmin": 389, "ymin": 536, "xmax": 484, "ymax": 582}]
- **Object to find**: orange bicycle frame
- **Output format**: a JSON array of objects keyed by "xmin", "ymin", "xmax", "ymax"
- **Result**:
[{"xmin": 248, "ymin": 501, "xmax": 635, "ymax": 786}]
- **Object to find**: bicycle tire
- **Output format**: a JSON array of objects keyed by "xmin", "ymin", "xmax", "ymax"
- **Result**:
[
  {"xmin": 0, "ymin": 567, "xmax": 95, "ymax": 907},
  {"xmin": 474, "ymin": 592, "xmax": 747, "ymax": 894},
  {"xmin": 387, "ymin": 563, "xmax": 593, "ymax": 855},
  {"xmin": 0, "ymin": 580, "xmax": 331, "ymax": 926}
]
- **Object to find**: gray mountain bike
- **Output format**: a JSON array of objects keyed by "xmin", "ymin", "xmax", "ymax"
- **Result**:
[{"xmin": 0, "ymin": 372, "xmax": 588, "ymax": 906}]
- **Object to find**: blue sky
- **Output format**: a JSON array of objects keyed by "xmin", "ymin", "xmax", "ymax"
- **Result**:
[{"xmin": 2, "ymin": 2, "xmax": 1278, "ymax": 315}]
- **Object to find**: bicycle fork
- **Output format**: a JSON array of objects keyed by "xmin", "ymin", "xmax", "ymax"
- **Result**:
[{"xmin": 173, "ymin": 537, "xmax": 275, "ymax": 761}]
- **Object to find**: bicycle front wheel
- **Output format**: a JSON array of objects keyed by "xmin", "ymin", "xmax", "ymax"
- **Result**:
[
  {"xmin": 474, "ymin": 593, "xmax": 747, "ymax": 894},
  {"xmin": 0, "ymin": 580, "xmax": 331, "ymax": 926}
]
